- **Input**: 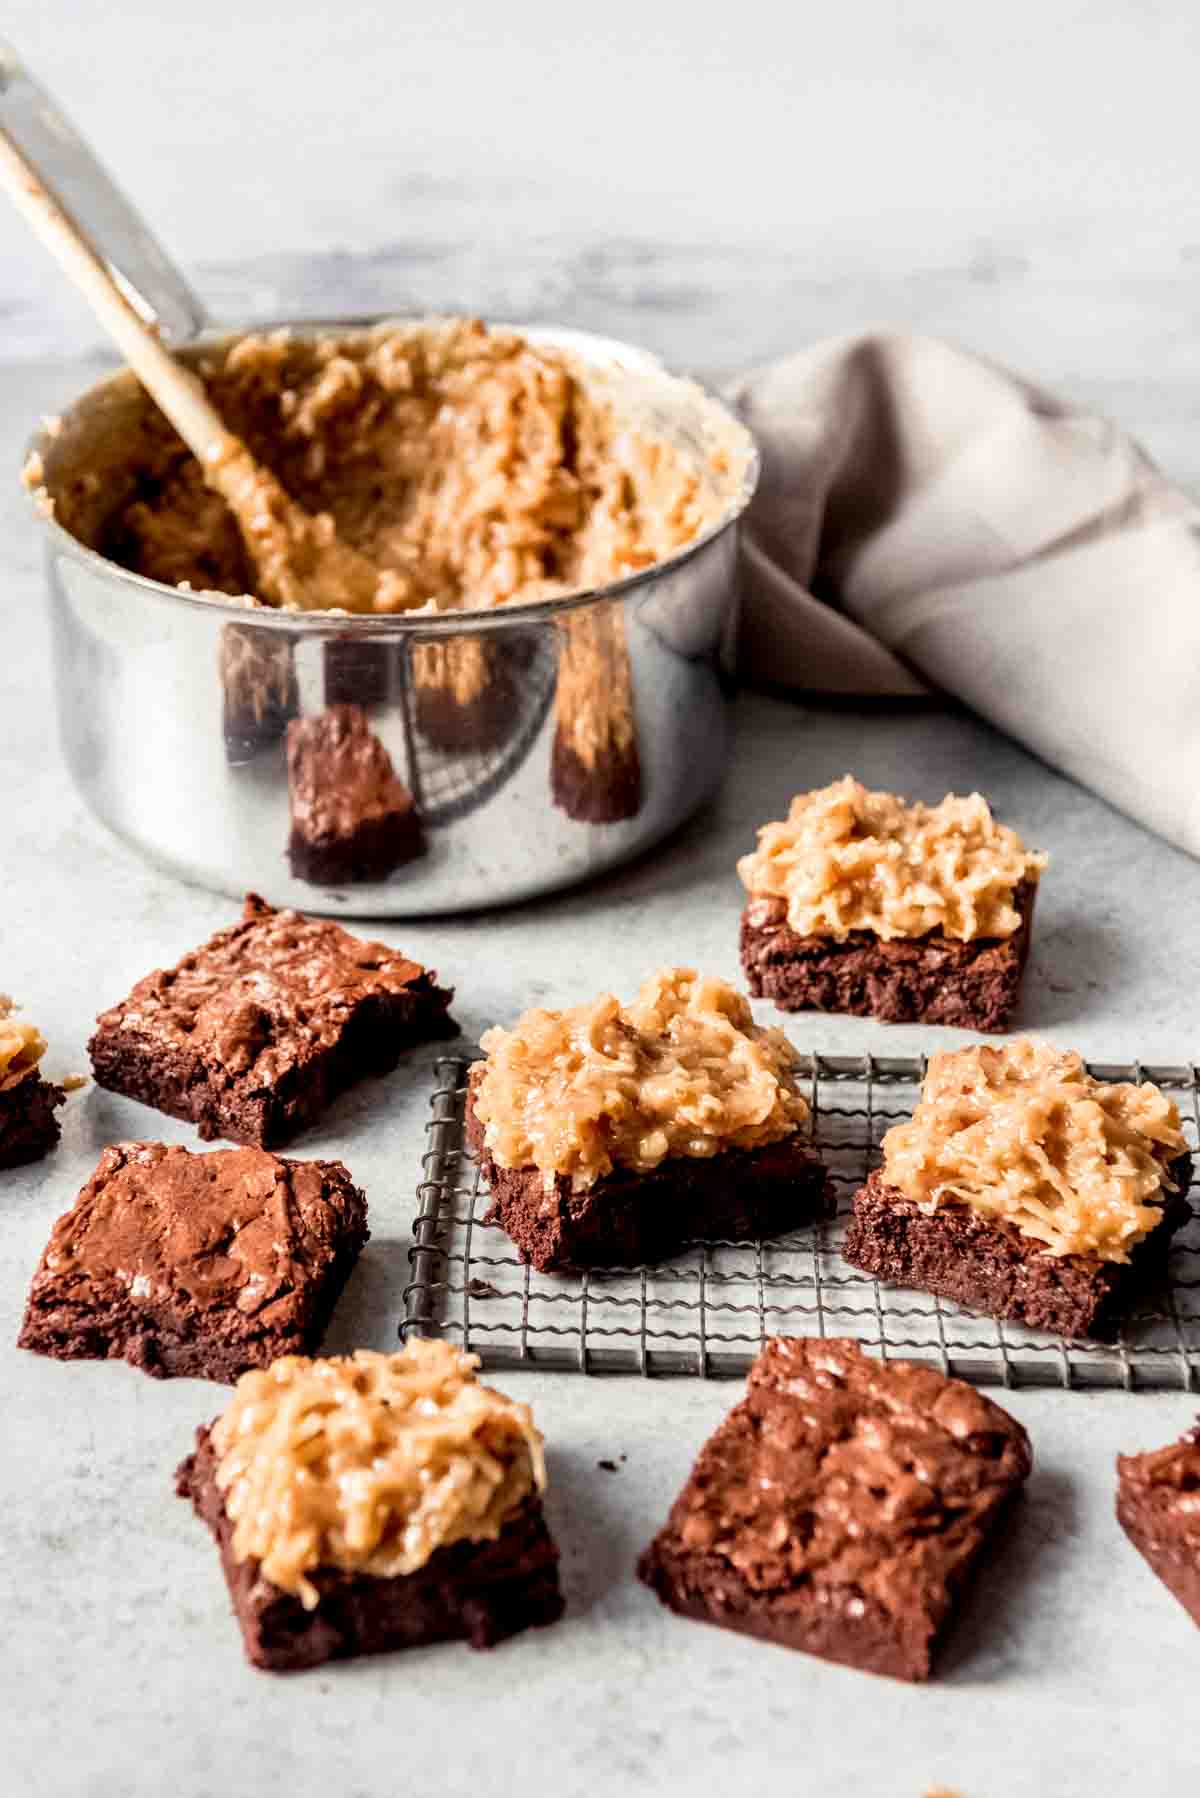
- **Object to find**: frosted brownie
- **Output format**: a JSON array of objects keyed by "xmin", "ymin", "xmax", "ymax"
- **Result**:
[
  {"xmin": 467, "ymin": 968, "xmax": 830, "ymax": 1271},
  {"xmin": 1117, "ymin": 1422, "xmax": 1200, "ymax": 1627},
  {"xmin": 18, "ymin": 1142, "xmax": 367, "ymax": 1380},
  {"xmin": 89, "ymin": 894, "xmax": 454, "ymax": 1147},
  {"xmin": 0, "ymin": 997, "xmax": 65, "ymax": 1169},
  {"xmin": 176, "ymin": 1340, "xmax": 564, "ymax": 1670},
  {"xmin": 286, "ymin": 704, "xmax": 424, "ymax": 885},
  {"xmin": 843, "ymin": 1040, "xmax": 1193, "ymax": 1338},
  {"xmin": 638, "ymin": 1337, "xmax": 1032, "ymax": 1681},
  {"xmin": 738, "ymin": 776, "xmax": 1046, "ymax": 1029}
]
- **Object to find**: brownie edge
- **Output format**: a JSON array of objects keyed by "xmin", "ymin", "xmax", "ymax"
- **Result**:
[
  {"xmin": 1117, "ymin": 1426, "xmax": 1200, "ymax": 1628},
  {"xmin": 465, "ymin": 1083, "xmax": 831, "ymax": 1272},
  {"xmin": 177, "ymin": 1424, "xmax": 565, "ymax": 1671},
  {"xmin": 0, "ymin": 1069, "xmax": 66, "ymax": 1169},
  {"xmin": 740, "ymin": 878, "xmax": 1037, "ymax": 1031},
  {"xmin": 843, "ymin": 1158, "xmax": 1193, "ymax": 1340}
]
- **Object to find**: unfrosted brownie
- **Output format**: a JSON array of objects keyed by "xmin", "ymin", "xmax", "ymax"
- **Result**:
[
  {"xmin": 88, "ymin": 894, "xmax": 454, "ymax": 1147},
  {"xmin": 1117, "ymin": 1422, "xmax": 1200, "ymax": 1627},
  {"xmin": 176, "ymin": 1341, "xmax": 563, "ymax": 1670},
  {"xmin": 738, "ymin": 777, "xmax": 1045, "ymax": 1030},
  {"xmin": 18, "ymin": 1141, "xmax": 367, "ymax": 1380},
  {"xmin": 637, "ymin": 1336, "xmax": 1032, "ymax": 1682},
  {"xmin": 468, "ymin": 969, "xmax": 829, "ymax": 1271},
  {"xmin": 286, "ymin": 704, "xmax": 424, "ymax": 885},
  {"xmin": 844, "ymin": 1041, "xmax": 1193, "ymax": 1339},
  {"xmin": 0, "ymin": 999, "xmax": 65, "ymax": 1169}
]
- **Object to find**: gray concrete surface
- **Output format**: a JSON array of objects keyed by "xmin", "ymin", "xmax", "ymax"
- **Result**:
[{"xmin": 2, "ymin": 338, "xmax": 1200, "ymax": 1794}]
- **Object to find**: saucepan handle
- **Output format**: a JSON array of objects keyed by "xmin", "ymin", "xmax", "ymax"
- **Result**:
[{"xmin": 0, "ymin": 39, "xmax": 207, "ymax": 343}]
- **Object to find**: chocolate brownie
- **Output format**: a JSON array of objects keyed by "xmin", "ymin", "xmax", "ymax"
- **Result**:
[
  {"xmin": 0, "ymin": 1068, "xmax": 65, "ymax": 1169},
  {"xmin": 740, "ymin": 879, "xmax": 1037, "ymax": 1031},
  {"xmin": 177, "ymin": 1424, "xmax": 563, "ymax": 1671},
  {"xmin": 844, "ymin": 1158, "xmax": 1193, "ymax": 1340},
  {"xmin": 286, "ymin": 704, "xmax": 424, "ymax": 885},
  {"xmin": 466, "ymin": 1083, "xmax": 830, "ymax": 1272},
  {"xmin": 637, "ymin": 1336, "xmax": 1032, "ymax": 1682},
  {"xmin": 18, "ymin": 1142, "xmax": 367, "ymax": 1380},
  {"xmin": 1117, "ymin": 1423, "xmax": 1200, "ymax": 1627},
  {"xmin": 88, "ymin": 894, "xmax": 454, "ymax": 1147}
]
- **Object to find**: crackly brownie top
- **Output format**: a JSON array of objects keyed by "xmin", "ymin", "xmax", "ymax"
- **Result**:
[
  {"xmin": 211, "ymin": 1340, "xmax": 545, "ymax": 1607},
  {"xmin": 25, "ymin": 1141, "xmax": 363, "ymax": 1327},
  {"xmin": 287, "ymin": 704, "xmax": 417, "ymax": 836},
  {"xmin": 882, "ymin": 1039, "xmax": 1188, "ymax": 1262},
  {"xmin": 93, "ymin": 894, "xmax": 444, "ymax": 1081},
  {"xmin": 472, "ymin": 967, "xmax": 809, "ymax": 1191},
  {"xmin": 662, "ymin": 1338, "xmax": 1030, "ymax": 1614},
  {"xmin": 737, "ymin": 775, "xmax": 1046, "ymax": 942},
  {"xmin": 1119, "ymin": 1423, "xmax": 1200, "ymax": 1540},
  {"xmin": 0, "ymin": 995, "xmax": 47, "ymax": 1093}
]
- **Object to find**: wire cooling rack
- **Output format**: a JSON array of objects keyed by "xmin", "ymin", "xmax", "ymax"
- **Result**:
[{"xmin": 400, "ymin": 1052, "xmax": 1200, "ymax": 1389}]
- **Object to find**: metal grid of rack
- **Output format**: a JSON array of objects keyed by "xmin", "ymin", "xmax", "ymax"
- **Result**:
[{"xmin": 401, "ymin": 1051, "xmax": 1200, "ymax": 1389}]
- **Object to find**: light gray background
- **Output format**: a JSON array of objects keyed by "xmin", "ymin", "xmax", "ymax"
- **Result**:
[{"xmin": 2, "ymin": 8, "xmax": 1200, "ymax": 1797}]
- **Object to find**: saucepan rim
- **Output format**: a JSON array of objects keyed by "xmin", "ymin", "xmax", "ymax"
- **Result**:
[{"xmin": 25, "ymin": 315, "xmax": 761, "ymax": 638}]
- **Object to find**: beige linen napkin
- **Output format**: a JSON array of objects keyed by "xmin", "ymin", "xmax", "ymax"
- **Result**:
[{"xmin": 727, "ymin": 332, "xmax": 1200, "ymax": 856}]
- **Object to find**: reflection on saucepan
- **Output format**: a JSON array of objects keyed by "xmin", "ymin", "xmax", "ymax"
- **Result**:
[
  {"xmin": 324, "ymin": 634, "xmax": 395, "ymax": 710},
  {"xmin": 401, "ymin": 626, "xmax": 556, "ymax": 826},
  {"xmin": 412, "ymin": 634, "xmax": 507, "ymax": 753},
  {"xmin": 286, "ymin": 703, "xmax": 424, "ymax": 885},
  {"xmin": 551, "ymin": 602, "xmax": 642, "ymax": 823},
  {"xmin": 219, "ymin": 623, "xmax": 298, "ymax": 764}
]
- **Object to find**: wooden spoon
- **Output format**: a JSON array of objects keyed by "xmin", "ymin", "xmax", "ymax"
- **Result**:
[{"xmin": 0, "ymin": 123, "xmax": 388, "ymax": 613}]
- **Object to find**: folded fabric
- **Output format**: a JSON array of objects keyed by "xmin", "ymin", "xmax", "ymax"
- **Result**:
[{"xmin": 727, "ymin": 332, "xmax": 1200, "ymax": 858}]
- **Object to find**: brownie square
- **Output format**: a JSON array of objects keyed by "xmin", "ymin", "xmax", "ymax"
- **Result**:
[
  {"xmin": 88, "ymin": 894, "xmax": 454, "ymax": 1147},
  {"xmin": 1117, "ymin": 1423, "xmax": 1200, "ymax": 1627},
  {"xmin": 0, "ymin": 1068, "xmax": 66, "ymax": 1169},
  {"xmin": 844, "ymin": 1157, "xmax": 1193, "ymax": 1340},
  {"xmin": 740, "ymin": 879, "xmax": 1037, "ymax": 1031},
  {"xmin": 466, "ymin": 1082, "xmax": 831, "ymax": 1273},
  {"xmin": 286, "ymin": 704, "xmax": 424, "ymax": 885},
  {"xmin": 638, "ymin": 1336, "xmax": 1032, "ymax": 1681},
  {"xmin": 18, "ymin": 1141, "xmax": 368, "ymax": 1381}
]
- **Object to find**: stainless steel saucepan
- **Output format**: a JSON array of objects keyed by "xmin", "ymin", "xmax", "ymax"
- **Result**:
[{"xmin": 8, "ymin": 44, "xmax": 759, "ymax": 915}]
